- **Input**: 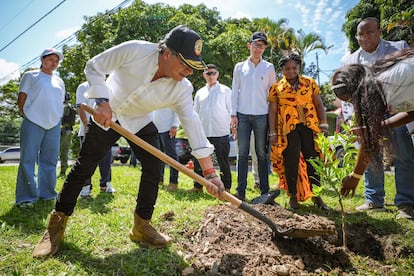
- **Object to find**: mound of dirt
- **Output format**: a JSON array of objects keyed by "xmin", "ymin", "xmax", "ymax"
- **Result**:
[{"xmin": 180, "ymin": 203, "xmax": 406, "ymax": 275}]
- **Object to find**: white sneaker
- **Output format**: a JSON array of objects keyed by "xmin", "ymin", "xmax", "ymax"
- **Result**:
[
  {"xmin": 102, "ymin": 182, "xmax": 116, "ymax": 193},
  {"xmin": 80, "ymin": 185, "xmax": 91, "ymax": 197}
]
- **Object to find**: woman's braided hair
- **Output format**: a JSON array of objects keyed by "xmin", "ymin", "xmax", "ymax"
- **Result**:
[{"xmin": 332, "ymin": 64, "xmax": 387, "ymax": 165}]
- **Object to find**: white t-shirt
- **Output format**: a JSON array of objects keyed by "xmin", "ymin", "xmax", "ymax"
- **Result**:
[{"xmin": 19, "ymin": 70, "xmax": 65, "ymax": 129}]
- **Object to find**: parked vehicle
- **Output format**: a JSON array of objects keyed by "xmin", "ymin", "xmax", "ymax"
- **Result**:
[
  {"xmin": 175, "ymin": 138, "xmax": 192, "ymax": 165},
  {"xmin": 0, "ymin": 146, "xmax": 20, "ymax": 163},
  {"xmin": 175, "ymin": 135, "xmax": 238, "ymax": 166},
  {"xmin": 111, "ymin": 144, "xmax": 131, "ymax": 164}
]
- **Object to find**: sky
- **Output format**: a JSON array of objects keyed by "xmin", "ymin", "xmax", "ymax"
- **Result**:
[{"xmin": 0, "ymin": 0, "xmax": 359, "ymax": 85}]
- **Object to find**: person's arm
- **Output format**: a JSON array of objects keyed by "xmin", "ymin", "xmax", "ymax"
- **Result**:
[
  {"xmin": 382, "ymin": 112, "xmax": 414, "ymax": 129},
  {"xmin": 17, "ymin": 92, "xmax": 27, "ymax": 117},
  {"xmin": 93, "ymin": 102, "xmax": 112, "ymax": 128},
  {"xmin": 169, "ymin": 111, "xmax": 179, "ymax": 138},
  {"xmin": 197, "ymin": 156, "xmax": 225, "ymax": 197},
  {"xmin": 313, "ymin": 94, "xmax": 328, "ymax": 135},
  {"xmin": 268, "ymin": 99, "xmax": 277, "ymax": 146},
  {"xmin": 230, "ymin": 64, "xmax": 240, "ymax": 131},
  {"xmin": 340, "ymin": 144, "xmax": 370, "ymax": 197},
  {"xmin": 77, "ymin": 105, "xmax": 89, "ymax": 127}
]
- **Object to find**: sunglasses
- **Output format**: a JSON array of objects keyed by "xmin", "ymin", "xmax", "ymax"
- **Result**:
[{"xmin": 205, "ymin": 71, "xmax": 217, "ymax": 76}]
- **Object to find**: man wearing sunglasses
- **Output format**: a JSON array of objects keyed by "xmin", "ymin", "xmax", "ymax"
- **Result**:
[
  {"xmin": 191, "ymin": 64, "xmax": 232, "ymax": 193},
  {"xmin": 231, "ymin": 32, "xmax": 276, "ymax": 201}
]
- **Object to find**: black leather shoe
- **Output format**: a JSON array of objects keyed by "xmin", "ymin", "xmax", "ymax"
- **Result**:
[
  {"xmin": 289, "ymin": 197, "xmax": 300, "ymax": 210},
  {"xmin": 312, "ymin": 196, "xmax": 329, "ymax": 210},
  {"xmin": 233, "ymin": 192, "xmax": 246, "ymax": 202}
]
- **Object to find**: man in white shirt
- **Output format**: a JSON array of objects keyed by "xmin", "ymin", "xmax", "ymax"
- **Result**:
[
  {"xmin": 231, "ymin": 32, "xmax": 276, "ymax": 201},
  {"xmin": 192, "ymin": 64, "xmax": 232, "ymax": 193},
  {"xmin": 33, "ymin": 25, "xmax": 224, "ymax": 258}
]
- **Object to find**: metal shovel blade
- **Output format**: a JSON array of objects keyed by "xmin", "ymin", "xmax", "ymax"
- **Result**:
[{"xmin": 238, "ymin": 201, "xmax": 336, "ymax": 239}]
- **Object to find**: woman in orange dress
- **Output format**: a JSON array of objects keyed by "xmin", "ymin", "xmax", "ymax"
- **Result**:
[{"xmin": 268, "ymin": 53, "xmax": 328, "ymax": 210}]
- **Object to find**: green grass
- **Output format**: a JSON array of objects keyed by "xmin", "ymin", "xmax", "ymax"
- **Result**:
[{"xmin": 0, "ymin": 164, "xmax": 413, "ymax": 275}]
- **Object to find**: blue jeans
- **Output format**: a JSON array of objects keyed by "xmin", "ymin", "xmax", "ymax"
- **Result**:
[
  {"xmin": 15, "ymin": 118, "xmax": 60, "ymax": 204},
  {"xmin": 364, "ymin": 126, "xmax": 414, "ymax": 207},
  {"xmin": 363, "ymin": 162, "xmax": 385, "ymax": 206},
  {"xmin": 159, "ymin": 131, "xmax": 179, "ymax": 184},
  {"xmin": 391, "ymin": 126, "xmax": 414, "ymax": 207},
  {"xmin": 236, "ymin": 113, "xmax": 269, "ymax": 197}
]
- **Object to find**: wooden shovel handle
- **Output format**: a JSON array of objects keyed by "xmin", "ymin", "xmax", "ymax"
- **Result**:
[{"xmin": 82, "ymin": 104, "xmax": 242, "ymax": 207}]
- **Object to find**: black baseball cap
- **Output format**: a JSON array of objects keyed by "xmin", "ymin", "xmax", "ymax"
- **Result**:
[
  {"xmin": 164, "ymin": 25, "xmax": 207, "ymax": 70},
  {"xmin": 250, "ymin": 32, "xmax": 268, "ymax": 45}
]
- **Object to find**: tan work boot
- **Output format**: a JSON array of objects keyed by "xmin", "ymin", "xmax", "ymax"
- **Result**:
[
  {"xmin": 129, "ymin": 213, "xmax": 171, "ymax": 248},
  {"xmin": 33, "ymin": 210, "xmax": 68, "ymax": 258},
  {"xmin": 166, "ymin": 183, "xmax": 178, "ymax": 191}
]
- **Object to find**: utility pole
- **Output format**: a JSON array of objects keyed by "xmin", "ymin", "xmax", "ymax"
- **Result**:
[{"xmin": 315, "ymin": 52, "xmax": 320, "ymax": 86}]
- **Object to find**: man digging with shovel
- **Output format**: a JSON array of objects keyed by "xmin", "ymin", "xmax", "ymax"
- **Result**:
[{"xmin": 33, "ymin": 25, "xmax": 224, "ymax": 258}]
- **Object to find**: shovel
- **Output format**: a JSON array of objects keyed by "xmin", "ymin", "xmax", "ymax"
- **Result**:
[{"xmin": 83, "ymin": 104, "xmax": 334, "ymax": 239}]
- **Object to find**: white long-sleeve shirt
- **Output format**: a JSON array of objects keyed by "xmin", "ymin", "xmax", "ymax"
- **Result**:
[
  {"xmin": 194, "ymin": 81, "xmax": 232, "ymax": 137},
  {"xmin": 231, "ymin": 58, "xmax": 276, "ymax": 116},
  {"xmin": 83, "ymin": 40, "xmax": 213, "ymax": 159}
]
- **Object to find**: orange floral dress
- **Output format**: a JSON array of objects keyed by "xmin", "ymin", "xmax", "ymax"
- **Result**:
[{"xmin": 268, "ymin": 75, "xmax": 322, "ymax": 202}]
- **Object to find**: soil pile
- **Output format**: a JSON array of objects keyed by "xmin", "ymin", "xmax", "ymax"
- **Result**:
[{"xmin": 180, "ymin": 203, "xmax": 405, "ymax": 275}]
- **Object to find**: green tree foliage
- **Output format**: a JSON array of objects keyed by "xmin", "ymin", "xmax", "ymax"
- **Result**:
[
  {"xmin": 0, "ymin": 80, "xmax": 20, "ymax": 118},
  {"xmin": 1, "ymin": 0, "xmax": 340, "ymax": 146}
]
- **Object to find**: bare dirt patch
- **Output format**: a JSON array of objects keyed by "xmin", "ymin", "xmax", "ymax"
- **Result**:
[{"xmin": 178, "ymin": 203, "xmax": 409, "ymax": 275}]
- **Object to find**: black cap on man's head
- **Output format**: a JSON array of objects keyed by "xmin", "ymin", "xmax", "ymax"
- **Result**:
[
  {"xmin": 165, "ymin": 25, "xmax": 207, "ymax": 70},
  {"xmin": 250, "ymin": 32, "xmax": 268, "ymax": 45}
]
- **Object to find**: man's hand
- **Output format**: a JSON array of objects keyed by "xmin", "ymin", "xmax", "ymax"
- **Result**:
[
  {"xmin": 93, "ymin": 102, "xmax": 112, "ymax": 128},
  {"xmin": 340, "ymin": 174, "xmax": 360, "ymax": 197},
  {"xmin": 169, "ymin": 127, "xmax": 177, "ymax": 138},
  {"xmin": 205, "ymin": 176, "xmax": 225, "ymax": 198}
]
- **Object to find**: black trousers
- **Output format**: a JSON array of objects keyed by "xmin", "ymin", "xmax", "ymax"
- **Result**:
[
  {"xmin": 282, "ymin": 124, "xmax": 319, "ymax": 196},
  {"xmin": 55, "ymin": 120, "xmax": 161, "ymax": 220},
  {"xmin": 194, "ymin": 135, "xmax": 232, "ymax": 189}
]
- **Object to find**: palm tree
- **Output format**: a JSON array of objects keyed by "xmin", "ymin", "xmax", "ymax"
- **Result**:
[
  {"xmin": 252, "ymin": 18, "xmax": 296, "ymax": 67},
  {"xmin": 291, "ymin": 29, "xmax": 333, "ymax": 58}
]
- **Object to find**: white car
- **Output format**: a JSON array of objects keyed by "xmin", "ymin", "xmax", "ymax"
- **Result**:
[{"xmin": 0, "ymin": 146, "xmax": 20, "ymax": 163}]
